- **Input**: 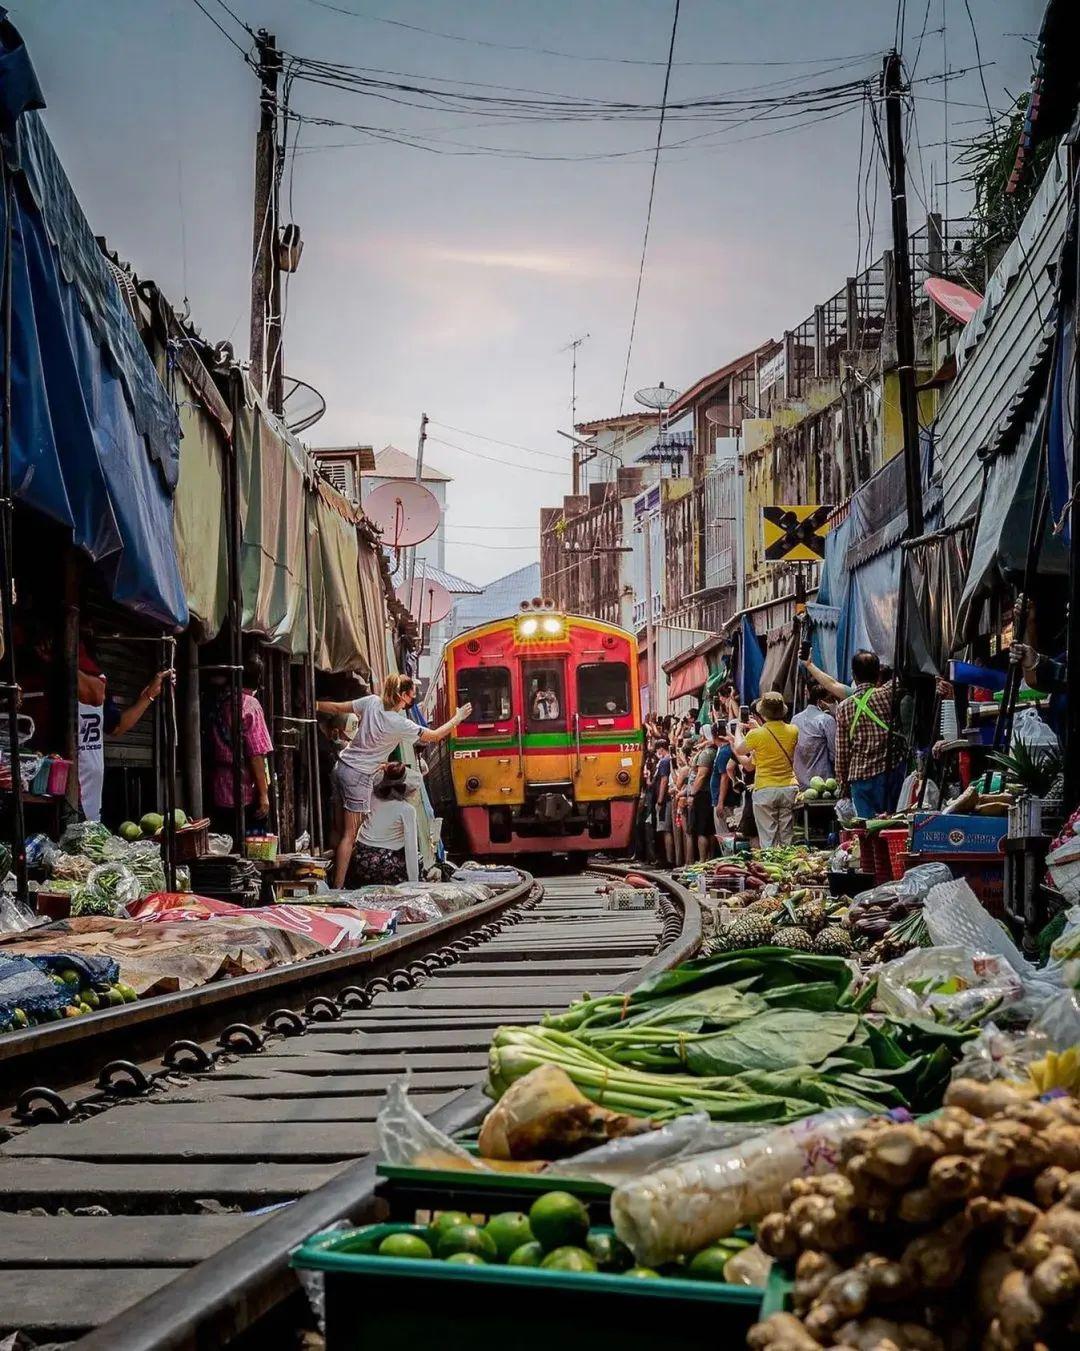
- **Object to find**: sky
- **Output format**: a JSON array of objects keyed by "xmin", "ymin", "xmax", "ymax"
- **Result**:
[{"xmin": 16, "ymin": 0, "xmax": 1043, "ymax": 583}]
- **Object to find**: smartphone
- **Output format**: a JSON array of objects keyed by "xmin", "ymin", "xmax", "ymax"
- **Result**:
[
  {"xmin": 739, "ymin": 704, "xmax": 750, "ymax": 723},
  {"xmin": 799, "ymin": 639, "xmax": 812, "ymax": 661}
]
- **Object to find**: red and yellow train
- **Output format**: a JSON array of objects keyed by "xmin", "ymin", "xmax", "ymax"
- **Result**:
[{"xmin": 426, "ymin": 604, "xmax": 643, "ymax": 857}]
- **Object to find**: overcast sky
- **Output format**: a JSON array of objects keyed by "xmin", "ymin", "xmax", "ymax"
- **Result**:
[{"xmin": 16, "ymin": 0, "xmax": 1041, "ymax": 583}]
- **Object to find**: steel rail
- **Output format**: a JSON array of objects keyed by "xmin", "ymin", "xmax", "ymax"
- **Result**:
[
  {"xmin": 69, "ymin": 866, "xmax": 699, "ymax": 1351},
  {"xmin": 1, "ymin": 873, "xmax": 537, "ymax": 1113}
]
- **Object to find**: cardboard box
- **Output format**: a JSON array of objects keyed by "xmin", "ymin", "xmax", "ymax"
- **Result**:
[{"xmin": 910, "ymin": 812, "xmax": 1007, "ymax": 855}]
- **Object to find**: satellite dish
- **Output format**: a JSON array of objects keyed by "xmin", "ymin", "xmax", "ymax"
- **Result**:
[
  {"xmin": 282, "ymin": 375, "xmax": 327, "ymax": 435},
  {"xmin": 704, "ymin": 405, "xmax": 737, "ymax": 432},
  {"xmin": 634, "ymin": 382, "xmax": 681, "ymax": 412},
  {"xmin": 396, "ymin": 577, "xmax": 453, "ymax": 626},
  {"xmin": 924, "ymin": 277, "xmax": 984, "ymax": 326},
  {"xmin": 365, "ymin": 481, "xmax": 441, "ymax": 548}
]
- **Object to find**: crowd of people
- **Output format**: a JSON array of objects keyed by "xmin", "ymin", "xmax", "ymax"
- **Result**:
[{"xmin": 633, "ymin": 650, "xmax": 904, "ymax": 864}]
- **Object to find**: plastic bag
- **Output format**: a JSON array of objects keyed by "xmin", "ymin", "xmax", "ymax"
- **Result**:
[
  {"xmin": 835, "ymin": 798, "xmax": 857, "ymax": 826},
  {"xmin": 25, "ymin": 833, "xmax": 57, "ymax": 872},
  {"xmin": 58, "ymin": 821, "xmax": 126, "ymax": 863},
  {"xmin": 86, "ymin": 861, "xmax": 142, "ymax": 910},
  {"xmin": 0, "ymin": 896, "xmax": 38, "ymax": 933},
  {"xmin": 610, "ymin": 1109, "xmax": 868, "ymax": 1267},
  {"xmin": 377, "ymin": 1076, "xmax": 487, "ymax": 1171},
  {"xmin": 208, "ymin": 833, "xmax": 233, "ymax": 856},
  {"xmin": 338, "ymin": 888, "xmax": 443, "ymax": 924},
  {"xmin": 875, "ymin": 945, "xmax": 1025, "ymax": 1025},
  {"xmin": 924, "ymin": 879, "xmax": 1034, "ymax": 974},
  {"xmin": 552, "ymin": 1113, "xmax": 766, "ymax": 1187},
  {"xmin": 49, "ymin": 851, "xmax": 95, "ymax": 883},
  {"xmin": 1031, "ymin": 987, "xmax": 1080, "ymax": 1049},
  {"xmin": 950, "ymin": 1023, "xmax": 1050, "ymax": 1083},
  {"xmin": 120, "ymin": 841, "xmax": 167, "ymax": 897},
  {"xmin": 1011, "ymin": 706, "xmax": 1060, "ymax": 752},
  {"xmin": 0, "ymin": 953, "xmax": 75, "ymax": 1024}
]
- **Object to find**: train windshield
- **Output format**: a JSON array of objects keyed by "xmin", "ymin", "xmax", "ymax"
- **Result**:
[
  {"xmin": 577, "ymin": 662, "xmax": 630, "ymax": 717},
  {"xmin": 524, "ymin": 662, "xmax": 565, "ymax": 727},
  {"xmin": 456, "ymin": 666, "xmax": 512, "ymax": 723}
]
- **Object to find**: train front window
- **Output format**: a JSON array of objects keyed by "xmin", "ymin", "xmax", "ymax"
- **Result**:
[
  {"xmin": 524, "ymin": 663, "xmax": 565, "ymax": 727},
  {"xmin": 578, "ymin": 662, "xmax": 630, "ymax": 717},
  {"xmin": 456, "ymin": 667, "xmax": 511, "ymax": 724}
]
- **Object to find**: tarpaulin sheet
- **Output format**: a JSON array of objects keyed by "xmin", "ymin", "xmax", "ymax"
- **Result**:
[
  {"xmin": 667, "ymin": 653, "xmax": 708, "ymax": 701},
  {"xmin": 170, "ymin": 365, "xmax": 228, "ymax": 637},
  {"xmin": 0, "ymin": 112, "xmax": 186, "ymax": 626},
  {"xmin": 903, "ymin": 523, "xmax": 975, "ymax": 675},
  {"xmin": 954, "ymin": 395, "xmax": 1068, "ymax": 645},
  {"xmin": 805, "ymin": 601, "xmax": 840, "ymax": 679},
  {"xmin": 737, "ymin": 612, "xmax": 764, "ymax": 703},
  {"xmin": 311, "ymin": 492, "xmax": 369, "ymax": 673},
  {"xmin": 359, "ymin": 540, "xmax": 391, "ymax": 683},
  {"xmin": 759, "ymin": 624, "xmax": 800, "ymax": 703},
  {"xmin": 1048, "ymin": 190, "xmax": 1077, "ymax": 544},
  {"xmin": 233, "ymin": 389, "xmax": 308, "ymax": 653}
]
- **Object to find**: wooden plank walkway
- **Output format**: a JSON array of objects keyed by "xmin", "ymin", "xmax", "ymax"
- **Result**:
[{"xmin": 0, "ymin": 872, "xmax": 659, "ymax": 1340}]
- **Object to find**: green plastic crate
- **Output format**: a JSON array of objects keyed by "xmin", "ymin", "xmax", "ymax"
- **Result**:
[
  {"xmin": 375, "ymin": 1162, "xmax": 614, "ymax": 1226},
  {"xmin": 293, "ymin": 1222, "xmax": 766, "ymax": 1351}
]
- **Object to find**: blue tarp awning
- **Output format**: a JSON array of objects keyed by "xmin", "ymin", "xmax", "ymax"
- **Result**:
[{"xmin": 0, "ymin": 15, "xmax": 187, "ymax": 628}]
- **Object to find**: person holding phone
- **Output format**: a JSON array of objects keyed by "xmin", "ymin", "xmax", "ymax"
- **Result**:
[{"xmin": 733, "ymin": 692, "xmax": 799, "ymax": 847}]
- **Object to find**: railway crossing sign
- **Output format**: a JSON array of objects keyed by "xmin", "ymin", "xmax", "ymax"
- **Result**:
[{"xmin": 761, "ymin": 505, "xmax": 833, "ymax": 562}]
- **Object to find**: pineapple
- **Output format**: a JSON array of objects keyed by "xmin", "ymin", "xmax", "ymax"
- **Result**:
[
  {"xmin": 813, "ymin": 925, "xmax": 854, "ymax": 957},
  {"xmin": 776, "ymin": 926, "xmax": 814, "ymax": 952},
  {"xmin": 792, "ymin": 900, "xmax": 828, "ymax": 934},
  {"xmin": 728, "ymin": 914, "xmax": 777, "ymax": 949}
]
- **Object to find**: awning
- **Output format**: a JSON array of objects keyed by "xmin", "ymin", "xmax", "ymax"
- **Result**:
[
  {"xmin": 0, "ymin": 57, "xmax": 187, "ymax": 627},
  {"xmin": 903, "ymin": 521, "xmax": 975, "ymax": 675},
  {"xmin": 667, "ymin": 654, "xmax": 709, "ymax": 701}
]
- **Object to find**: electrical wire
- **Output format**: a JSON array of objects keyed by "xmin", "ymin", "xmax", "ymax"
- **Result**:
[
  {"xmin": 618, "ymin": 0, "xmax": 681, "ymax": 414},
  {"xmin": 428, "ymin": 420, "xmax": 566, "ymax": 460},
  {"xmin": 188, "ymin": 0, "xmax": 253, "ymax": 60},
  {"xmin": 962, "ymin": 0, "xmax": 998, "ymax": 147},
  {"xmin": 425, "ymin": 435, "xmax": 568, "ymax": 477}
]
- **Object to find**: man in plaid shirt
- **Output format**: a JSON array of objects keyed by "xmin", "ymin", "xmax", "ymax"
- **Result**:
[{"xmin": 835, "ymin": 650, "xmax": 903, "ymax": 820}]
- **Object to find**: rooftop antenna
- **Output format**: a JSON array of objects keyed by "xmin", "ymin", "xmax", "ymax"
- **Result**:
[
  {"xmin": 634, "ymin": 381, "xmax": 681, "ymax": 476},
  {"xmin": 560, "ymin": 333, "xmax": 589, "ymax": 491}
]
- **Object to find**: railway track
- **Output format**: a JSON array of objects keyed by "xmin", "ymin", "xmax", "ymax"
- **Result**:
[{"xmin": 0, "ymin": 866, "xmax": 700, "ymax": 1349}]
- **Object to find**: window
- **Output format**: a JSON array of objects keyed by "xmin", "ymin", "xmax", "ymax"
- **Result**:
[
  {"xmin": 455, "ymin": 666, "xmax": 512, "ymax": 724},
  {"xmin": 578, "ymin": 662, "xmax": 630, "ymax": 717},
  {"xmin": 524, "ymin": 663, "xmax": 564, "ymax": 726}
]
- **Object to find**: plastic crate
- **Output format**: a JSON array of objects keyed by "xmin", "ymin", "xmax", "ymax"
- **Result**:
[
  {"xmin": 881, "ymin": 828, "xmax": 911, "ymax": 881},
  {"xmin": 907, "ymin": 851, "xmax": 1005, "ymax": 918},
  {"xmin": 375, "ymin": 1163, "xmax": 614, "ymax": 1226},
  {"xmin": 293, "ymin": 1221, "xmax": 766, "ymax": 1351}
]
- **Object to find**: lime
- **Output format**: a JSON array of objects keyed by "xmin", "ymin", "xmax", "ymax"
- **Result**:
[
  {"xmin": 435, "ymin": 1223, "xmax": 497, "ymax": 1262},
  {"xmin": 429, "ymin": 1210, "xmax": 471, "ymax": 1238},
  {"xmin": 60, "ymin": 970, "xmax": 80, "ymax": 987},
  {"xmin": 445, "ymin": 1251, "xmax": 486, "ymax": 1266},
  {"xmin": 378, "ymin": 1233, "xmax": 432, "ymax": 1260},
  {"xmin": 507, "ymin": 1241, "xmax": 544, "ymax": 1268},
  {"xmin": 586, "ymin": 1231, "xmax": 633, "ymax": 1272},
  {"xmin": 12, "ymin": 1009, "xmax": 27, "ymax": 1028},
  {"xmin": 540, "ymin": 1246, "xmax": 597, "ymax": 1273},
  {"xmin": 528, "ymin": 1191, "xmax": 589, "ymax": 1253},
  {"xmin": 688, "ymin": 1246, "xmax": 734, "ymax": 1282},
  {"xmin": 624, "ymin": 1267, "xmax": 662, "ymax": 1279},
  {"xmin": 483, "ymin": 1212, "xmax": 533, "ymax": 1262}
]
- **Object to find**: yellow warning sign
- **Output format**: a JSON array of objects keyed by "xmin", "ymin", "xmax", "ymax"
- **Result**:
[{"xmin": 762, "ymin": 505, "xmax": 833, "ymax": 562}]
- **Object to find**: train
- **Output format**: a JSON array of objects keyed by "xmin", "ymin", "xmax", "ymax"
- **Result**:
[{"xmin": 425, "ymin": 603, "xmax": 644, "ymax": 858}]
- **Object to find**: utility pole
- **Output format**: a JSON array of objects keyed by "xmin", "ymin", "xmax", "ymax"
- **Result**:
[
  {"xmin": 250, "ymin": 30, "xmax": 283, "ymax": 414},
  {"xmin": 643, "ymin": 514, "xmax": 657, "ymax": 715},
  {"xmin": 882, "ymin": 51, "xmax": 924, "ymax": 539},
  {"xmin": 405, "ymin": 412, "xmax": 429, "ymax": 599}
]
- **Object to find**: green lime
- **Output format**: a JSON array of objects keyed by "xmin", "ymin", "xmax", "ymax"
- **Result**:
[
  {"xmin": 507, "ymin": 1241, "xmax": 544, "ymax": 1268},
  {"xmin": 428, "ymin": 1210, "xmax": 471, "ymax": 1240},
  {"xmin": 378, "ymin": 1233, "xmax": 432, "ymax": 1260},
  {"xmin": 687, "ymin": 1246, "xmax": 734, "ymax": 1282},
  {"xmin": 528, "ymin": 1191, "xmax": 589, "ymax": 1253},
  {"xmin": 60, "ymin": 970, "xmax": 80, "ymax": 987},
  {"xmin": 435, "ymin": 1223, "xmax": 497, "ymax": 1262},
  {"xmin": 445, "ymin": 1251, "xmax": 487, "ymax": 1266},
  {"xmin": 586, "ymin": 1231, "xmax": 634, "ymax": 1272},
  {"xmin": 624, "ymin": 1267, "xmax": 662, "ymax": 1279},
  {"xmin": 12, "ymin": 1009, "xmax": 27, "ymax": 1028},
  {"xmin": 483, "ymin": 1212, "xmax": 534, "ymax": 1262},
  {"xmin": 539, "ymin": 1246, "xmax": 597, "ymax": 1273}
]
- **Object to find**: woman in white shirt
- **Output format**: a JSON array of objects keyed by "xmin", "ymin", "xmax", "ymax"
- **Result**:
[
  {"xmin": 348, "ymin": 762, "xmax": 421, "ymax": 885},
  {"xmin": 318, "ymin": 673, "xmax": 470, "ymax": 887}
]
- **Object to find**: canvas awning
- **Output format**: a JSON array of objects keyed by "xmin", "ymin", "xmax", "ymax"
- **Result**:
[{"xmin": 666, "ymin": 654, "xmax": 709, "ymax": 701}]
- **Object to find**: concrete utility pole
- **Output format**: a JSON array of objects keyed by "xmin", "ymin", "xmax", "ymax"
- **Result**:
[
  {"xmin": 405, "ymin": 412, "xmax": 429, "ymax": 598},
  {"xmin": 249, "ymin": 29, "xmax": 284, "ymax": 415},
  {"xmin": 643, "ymin": 514, "xmax": 657, "ymax": 714},
  {"xmin": 882, "ymin": 51, "xmax": 924, "ymax": 539}
]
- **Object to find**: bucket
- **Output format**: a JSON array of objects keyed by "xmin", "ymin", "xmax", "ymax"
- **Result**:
[{"xmin": 46, "ymin": 758, "xmax": 72, "ymax": 796}]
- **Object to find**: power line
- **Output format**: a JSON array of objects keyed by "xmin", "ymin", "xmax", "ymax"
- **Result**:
[
  {"xmin": 428, "ymin": 420, "xmax": 565, "ymax": 460},
  {"xmin": 444, "ymin": 538, "xmax": 539, "ymax": 550},
  {"xmin": 208, "ymin": 0, "xmax": 256, "ymax": 36},
  {"xmin": 962, "ymin": 0, "xmax": 998, "ymax": 146},
  {"xmin": 188, "ymin": 0, "xmax": 253, "ymax": 59},
  {"xmin": 618, "ymin": 0, "xmax": 681, "ymax": 414},
  {"xmin": 426, "ymin": 435, "xmax": 568, "ymax": 477}
]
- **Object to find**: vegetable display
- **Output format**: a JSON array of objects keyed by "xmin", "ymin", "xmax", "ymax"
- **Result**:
[
  {"xmin": 487, "ymin": 951, "xmax": 970, "ymax": 1126},
  {"xmin": 750, "ymin": 1082, "xmax": 1080, "ymax": 1351}
]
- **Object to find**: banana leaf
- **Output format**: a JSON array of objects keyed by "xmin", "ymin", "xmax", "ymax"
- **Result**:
[{"xmin": 684, "ymin": 1009, "xmax": 861, "ymax": 1076}]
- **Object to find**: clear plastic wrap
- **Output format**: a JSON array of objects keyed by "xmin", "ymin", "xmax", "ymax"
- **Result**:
[
  {"xmin": 924, "ymin": 879, "xmax": 1034, "ymax": 974},
  {"xmin": 86, "ymin": 861, "xmax": 142, "ymax": 911},
  {"xmin": 1031, "ymin": 987, "xmax": 1080, "ymax": 1049},
  {"xmin": 48, "ymin": 851, "xmax": 95, "ymax": 883},
  {"xmin": 875, "ymin": 945, "xmax": 1025, "ymax": 1025},
  {"xmin": 59, "ymin": 821, "xmax": 126, "ymax": 861},
  {"xmin": 552, "ymin": 1114, "xmax": 766, "ymax": 1186},
  {"xmin": 610, "ymin": 1109, "xmax": 867, "ymax": 1267},
  {"xmin": 377, "ymin": 1077, "xmax": 486, "ymax": 1170},
  {"xmin": 0, "ymin": 895, "xmax": 37, "ymax": 933}
]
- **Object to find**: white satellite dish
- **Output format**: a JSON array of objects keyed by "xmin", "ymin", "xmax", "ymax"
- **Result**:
[
  {"xmin": 364, "ymin": 480, "xmax": 441, "ymax": 548},
  {"xmin": 634, "ymin": 382, "xmax": 681, "ymax": 412},
  {"xmin": 396, "ymin": 577, "xmax": 453, "ymax": 626}
]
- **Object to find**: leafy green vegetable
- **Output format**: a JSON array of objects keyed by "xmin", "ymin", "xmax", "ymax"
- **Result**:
[{"xmin": 684, "ymin": 1010, "xmax": 861, "ymax": 1076}]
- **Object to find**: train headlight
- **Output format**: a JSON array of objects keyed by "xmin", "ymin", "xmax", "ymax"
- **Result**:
[
  {"xmin": 616, "ymin": 770, "xmax": 631, "ymax": 785},
  {"xmin": 541, "ymin": 616, "xmax": 564, "ymax": 635},
  {"xmin": 518, "ymin": 617, "xmax": 539, "ymax": 637},
  {"xmin": 465, "ymin": 776, "xmax": 480, "ymax": 792}
]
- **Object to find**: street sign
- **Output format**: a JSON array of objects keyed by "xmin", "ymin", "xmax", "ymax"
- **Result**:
[{"xmin": 762, "ymin": 504, "xmax": 833, "ymax": 562}]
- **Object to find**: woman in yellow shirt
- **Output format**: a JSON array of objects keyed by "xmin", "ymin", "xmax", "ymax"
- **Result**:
[{"xmin": 734, "ymin": 691, "xmax": 799, "ymax": 848}]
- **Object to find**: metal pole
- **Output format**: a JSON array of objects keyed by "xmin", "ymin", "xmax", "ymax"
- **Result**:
[
  {"xmin": 160, "ymin": 636, "xmax": 178, "ymax": 891},
  {"xmin": 405, "ymin": 412, "xmax": 428, "ymax": 596},
  {"xmin": 0, "ymin": 160, "xmax": 26, "ymax": 900},
  {"xmin": 226, "ymin": 381, "xmax": 246, "ymax": 851},
  {"xmin": 1066, "ymin": 201, "xmax": 1080, "ymax": 812},
  {"xmin": 303, "ymin": 491, "xmax": 323, "ymax": 849},
  {"xmin": 883, "ymin": 51, "xmax": 925, "ymax": 539},
  {"xmin": 643, "ymin": 513, "xmax": 657, "ymax": 715}
]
